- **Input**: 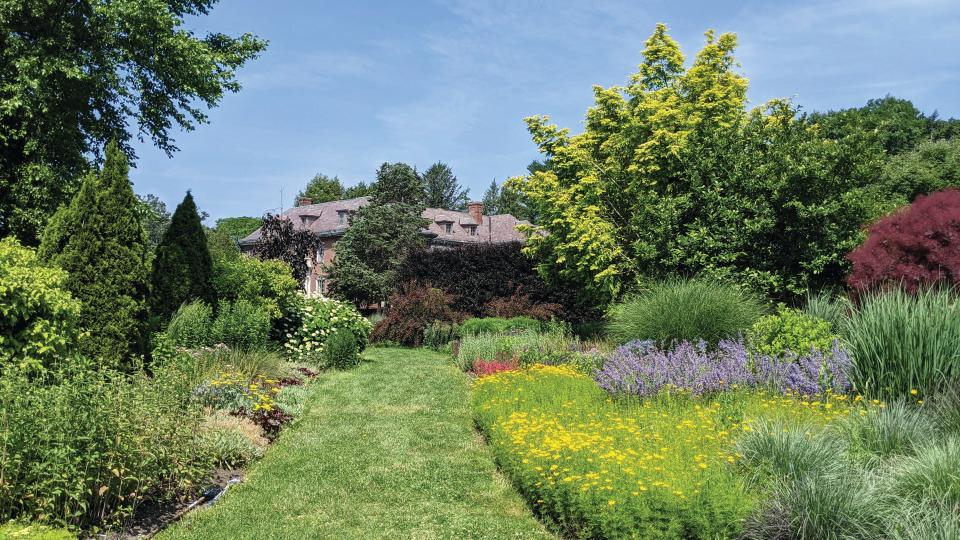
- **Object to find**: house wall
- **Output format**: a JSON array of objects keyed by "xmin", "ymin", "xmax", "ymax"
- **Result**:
[{"xmin": 305, "ymin": 238, "xmax": 338, "ymax": 296}]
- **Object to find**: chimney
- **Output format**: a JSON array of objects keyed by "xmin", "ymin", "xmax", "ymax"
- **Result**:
[
  {"xmin": 467, "ymin": 201, "xmax": 484, "ymax": 225},
  {"xmin": 297, "ymin": 197, "xmax": 313, "ymax": 207}
]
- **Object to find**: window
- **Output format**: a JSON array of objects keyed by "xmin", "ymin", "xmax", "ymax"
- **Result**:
[
  {"xmin": 468, "ymin": 225, "xmax": 478, "ymax": 236},
  {"xmin": 338, "ymin": 210, "xmax": 348, "ymax": 226},
  {"xmin": 318, "ymin": 278, "xmax": 326, "ymax": 295},
  {"xmin": 444, "ymin": 223, "xmax": 453, "ymax": 234},
  {"xmin": 315, "ymin": 243, "xmax": 325, "ymax": 263}
]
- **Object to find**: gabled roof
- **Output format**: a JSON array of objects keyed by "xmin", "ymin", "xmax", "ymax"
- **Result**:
[{"xmin": 239, "ymin": 197, "xmax": 528, "ymax": 246}]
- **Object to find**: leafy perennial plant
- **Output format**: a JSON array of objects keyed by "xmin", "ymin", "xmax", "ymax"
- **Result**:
[{"xmin": 597, "ymin": 339, "xmax": 852, "ymax": 398}]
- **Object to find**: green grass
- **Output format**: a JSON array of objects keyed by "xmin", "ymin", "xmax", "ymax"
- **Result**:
[
  {"xmin": 841, "ymin": 287, "xmax": 960, "ymax": 398},
  {"xmin": 159, "ymin": 348, "xmax": 552, "ymax": 540}
]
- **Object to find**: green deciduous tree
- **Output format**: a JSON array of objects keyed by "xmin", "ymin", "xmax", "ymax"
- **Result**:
[
  {"xmin": 150, "ymin": 192, "xmax": 216, "ymax": 324},
  {"xmin": 0, "ymin": 0, "xmax": 266, "ymax": 244},
  {"xmin": 39, "ymin": 142, "xmax": 150, "ymax": 364},
  {"xmin": 423, "ymin": 162, "xmax": 469, "ymax": 209},
  {"xmin": 881, "ymin": 138, "xmax": 960, "ymax": 203},
  {"xmin": 370, "ymin": 162, "xmax": 425, "ymax": 206},
  {"xmin": 297, "ymin": 173, "xmax": 345, "ymax": 205},
  {"xmin": 137, "ymin": 194, "xmax": 172, "ymax": 253},
  {"xmin": 327, "ymin": 203, "xmax": 428, "ymax": 307},
  {"xmin": 344, "ymin": 181, "xmax": 375, "ymax": 198},
  {"xmin": 511, "ymin": 24, "xmax": 901, "ymax": 304},
  {"xmin": 214, "ymin": 216, "xmax": 262, "ymax": 242}
]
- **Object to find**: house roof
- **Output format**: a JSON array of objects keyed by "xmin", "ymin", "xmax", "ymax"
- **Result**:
[{"xmin": 238, "ymin": 197, "xmax": 528, "ymax": 246}]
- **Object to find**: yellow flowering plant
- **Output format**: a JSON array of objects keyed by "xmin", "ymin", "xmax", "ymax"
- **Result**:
[
  {"xmin": 195, "ymin": 370, "xmax": 281, "ymax": 413},
  {"xmin": 473, "ymin": 365, "xmax": 870, "ymax": 538}
]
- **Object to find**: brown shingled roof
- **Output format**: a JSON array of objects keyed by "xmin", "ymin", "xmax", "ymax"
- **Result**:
[{"xmin": 238, "ymin": 197, "xmax": 527, "ymax": 246}]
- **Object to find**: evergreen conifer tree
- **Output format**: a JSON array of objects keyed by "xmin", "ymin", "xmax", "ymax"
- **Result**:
[
  {"xmin": 423, "ymin": 162, "xmax": 468, "ymax": 209},
  {"xmin": 41, "ymin": 141, "xmax": 150, "ymax": 365},
  {"xmin": 150, "ymin": 191, "xmax": 216, "ymax": 323}
]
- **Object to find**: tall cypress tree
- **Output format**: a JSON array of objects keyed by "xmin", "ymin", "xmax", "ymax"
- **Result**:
[
  {"xmin": 150, "ymin": 191, "xmax": 216, "ymax": 322},
  {"xmin": 42, "ymin": 141, "xmax": 150, "ymax": 364}
]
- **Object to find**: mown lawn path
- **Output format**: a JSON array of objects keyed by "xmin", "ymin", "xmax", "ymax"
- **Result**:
[{"xmin": 159, "ymin": 347, "xmax": 552, "ymax": 539}]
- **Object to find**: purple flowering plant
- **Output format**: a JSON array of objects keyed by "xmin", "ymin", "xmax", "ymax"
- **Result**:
[{"xmin": 596, "ymin": 339, "xmax": 852, "ymax": 398}]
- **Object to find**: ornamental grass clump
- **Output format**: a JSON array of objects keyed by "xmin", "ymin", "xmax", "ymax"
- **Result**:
[
  {"xmin": 841, "ymin": 287, "xmax": 960, "ymax": 399},
  {"xmin": 455, "ymin": 327, "xmax": 572, "ymax": 371},
  {"xmin": 607, "ymin": 278, "xmax": 765, "ymax": 347}
]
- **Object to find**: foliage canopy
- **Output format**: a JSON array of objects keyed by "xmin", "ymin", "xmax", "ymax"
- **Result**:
[
  {"xmin": 510, "ymin": 24, "xmax": 910, "ymax": 304},
  {"xmin": 0, "ymin": 0, "xmax": 266, "ymax": 244}
]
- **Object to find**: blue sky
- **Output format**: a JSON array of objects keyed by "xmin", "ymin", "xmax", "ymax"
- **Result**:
[{"xmin": 130, "ymin": 0, "xmax": 960, "ymax": 221}]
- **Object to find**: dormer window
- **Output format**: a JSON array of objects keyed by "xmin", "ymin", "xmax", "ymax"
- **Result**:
[
  {"xmin": 338, "ymin": 210, "xmax": 348, "ymax": 226},
  {"xmin": 466, "ymin": 224, "xmax": 478, "ymax": 236},
  {"xmin": 444, "ymin": 223, "xmax": 453, "ymax": 234},
  {"xmin": 301, "ymin": 215, "xmax": 318, "ymax": 226}
]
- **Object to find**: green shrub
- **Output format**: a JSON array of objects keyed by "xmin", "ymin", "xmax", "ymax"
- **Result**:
[
  {"xmin": 607, "ymin": 278, "xmax": 766, "ymax": 346},
  {"xmin": 748, "ymin": 306, "xmax": 837, "ymax": 357},
  {"xmin": 323, "ymin": 328, "xmax": 359, "ymax": 369},
  {"xmin": 459, "ymin": 316, "xmax": 541, "ymax": 336},
  {"xmin": 284, "ymin": 297, "xmax": 371, "ymax": 364},
  {"xmin": 149, "ymin": 191, "xmax": 216, "ymax": 324},
  {"xmin": 210, "ymin": 250, "xmax": 299, "ymax": 322},
  {"xmin": 211, "ymin": 299, "xmax": 271, "ymax": 350},
  {"xmin": 165, "ymin": 300, "xmax": 213, "ymax": 348},
  {"xmin": 0, "ymin": 238, "xmax": 82, "ymax": 374},
  {"xmin": 841, "ymin": 287, "xmax": 960, "ymax": 398},
  {"xmin": 38, "ymin": 144, "xmax": 150, "ymax": 365},
  {"xmin": 423, "ymin": 321, "xmax": 460, "ymax": 350},
  {"xmin": 0, "ymin": 356, "xmax": 208, "ymax": 530}
]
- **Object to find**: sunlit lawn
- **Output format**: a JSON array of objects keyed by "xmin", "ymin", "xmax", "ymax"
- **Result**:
[{"xmin": 159, "ymin": 347, "xmax": 552, "ymax": 539}]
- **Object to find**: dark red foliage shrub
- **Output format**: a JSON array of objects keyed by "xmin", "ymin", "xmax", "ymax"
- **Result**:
[
  {"xmin": 482, "ymin": 289, "xmax": 562, "ymax": 321},
  {"xmin": 244, "ymin": 408, "xmax": 293, "ymax": 441},
  {"xmin": 847, "ymin": 189, "xmax": 960, "ymax": 295},
  {"xmin": 473, "ymin": 358, "xmax": 519, "ymax": 377},
  {"xmin": 371, "ymin": 281, "xmax": 465, "ymax": 346},
  {"xmin": 254, "ymin": 214, "xmax": 320, "ymax": 287},
  {"xmin": 277, "ymin": 376, "xmax": 303, "ymax": 387},
  {"xmin": 396, "ymin": 243, "xmax": 599, "ymax": 321},
  {"xmin": 295, "ymin": 366, "xmax": 317, "ymax": 379}
]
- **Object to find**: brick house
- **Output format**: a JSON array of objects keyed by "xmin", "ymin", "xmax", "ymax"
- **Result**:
[{"xmin": 238, "ymin": 196, "xmax": 529, "ymax": 295}]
